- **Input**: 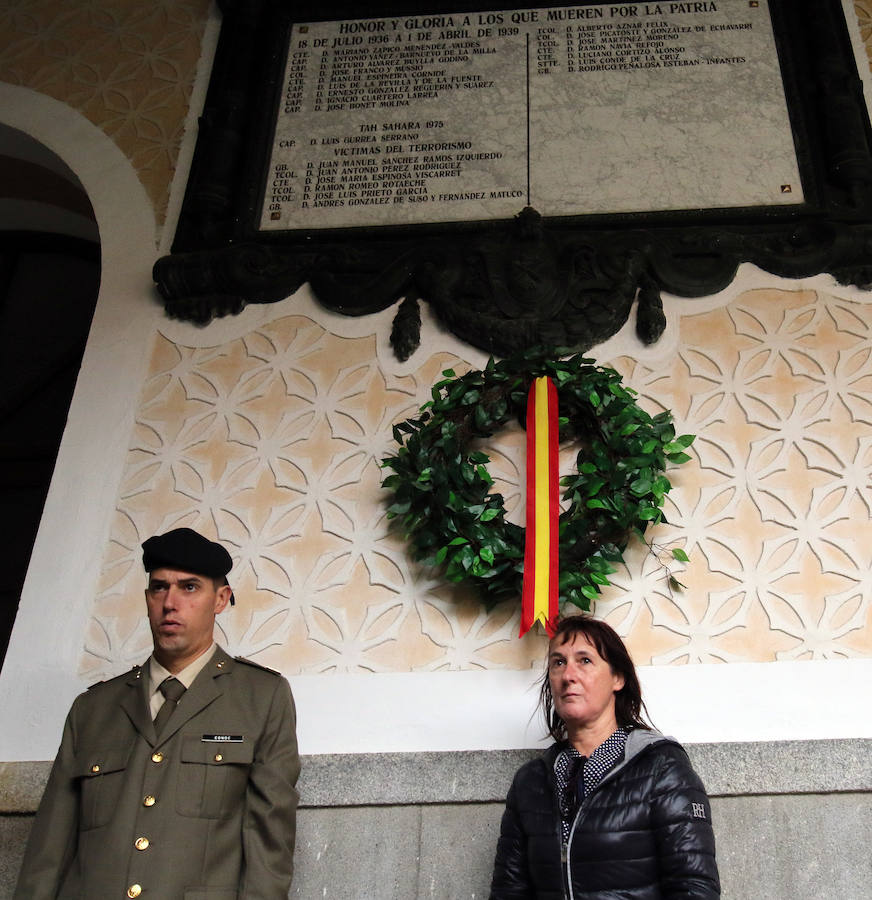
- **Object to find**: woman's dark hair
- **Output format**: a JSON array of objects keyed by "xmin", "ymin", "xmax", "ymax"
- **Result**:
[{"xmin": 540, "ymin": 614, "xmax": 651, "ymax": 741}]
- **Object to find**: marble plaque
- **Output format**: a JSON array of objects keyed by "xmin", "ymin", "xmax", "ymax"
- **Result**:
[{"xmin": 259, "ymin": 1, "xmax": 802, "ymax": 231}]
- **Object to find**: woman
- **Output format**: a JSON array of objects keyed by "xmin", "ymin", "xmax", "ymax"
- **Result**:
[{"xmin": 490, "ymin": 615, "xmax": 720, "ymax": 899}]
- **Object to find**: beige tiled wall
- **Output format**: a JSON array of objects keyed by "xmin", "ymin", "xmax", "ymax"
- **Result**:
[{"xmin": 82, "ymin": 285, "xmax": 872, "ymax": 679}]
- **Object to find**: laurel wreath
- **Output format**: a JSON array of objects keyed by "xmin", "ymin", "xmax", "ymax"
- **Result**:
[{"xmin": 381, "ymin": 349, "xmax": 694, "ymax": 613}]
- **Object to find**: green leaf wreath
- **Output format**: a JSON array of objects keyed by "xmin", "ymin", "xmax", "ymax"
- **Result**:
[{"xmin": 381, "ymin": 348, "xmax": 694, "ymax": 614}]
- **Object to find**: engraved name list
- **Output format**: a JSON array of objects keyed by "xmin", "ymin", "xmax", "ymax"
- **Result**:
[{"xmin": 260, "ymin": 1, "xmax": 801, "ymax": 231}]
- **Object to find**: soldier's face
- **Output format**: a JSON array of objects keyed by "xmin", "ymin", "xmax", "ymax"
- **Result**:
[{"xmin": 145, "ymin": 568, "xmax": 231, "ymax": 672}]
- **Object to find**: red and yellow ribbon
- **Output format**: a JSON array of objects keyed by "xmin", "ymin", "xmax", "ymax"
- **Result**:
[{"xmin": 520, "ymin": 376, "xmax": 559, "ymax": 637}]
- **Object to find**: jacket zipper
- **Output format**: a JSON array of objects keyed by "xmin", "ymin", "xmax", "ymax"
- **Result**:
[
  {"xmin": 561, "ymin": 739, "xmax": 661, "ymax": 900},
  {"xmin": 563, "ymin": 798, "xmax": 587, "ymax": 900}
]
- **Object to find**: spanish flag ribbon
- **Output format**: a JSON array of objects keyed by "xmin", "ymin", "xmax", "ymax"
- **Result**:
[{"xmin": 520, "ymin": 376, "xmax": 559, "ymax": 638}]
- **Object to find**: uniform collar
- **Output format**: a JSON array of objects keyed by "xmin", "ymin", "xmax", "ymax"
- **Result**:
[{"xmin": 148, "ymin": 642, "xmax": 218, "ymax": 694}]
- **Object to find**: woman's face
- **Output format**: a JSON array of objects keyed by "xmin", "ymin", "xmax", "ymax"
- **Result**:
[{"xmin": 548, "ymin": 631, "xmax": 625, "ymax": 732}]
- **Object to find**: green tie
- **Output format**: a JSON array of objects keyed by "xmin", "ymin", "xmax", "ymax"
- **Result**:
[{"xmin": 153, "ymin": 676, "xmax": 185, "ymax": 737}]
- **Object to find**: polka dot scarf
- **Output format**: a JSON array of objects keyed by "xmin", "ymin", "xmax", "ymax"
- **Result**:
[{"xmin": 554, "ymin": 727, "xmax": 629, "ymax": 843}]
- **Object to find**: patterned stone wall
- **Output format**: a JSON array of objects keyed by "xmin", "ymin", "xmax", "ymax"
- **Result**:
[{"xmin": 82, "ymin": 285, "xmax": 872, "ymax": 680}]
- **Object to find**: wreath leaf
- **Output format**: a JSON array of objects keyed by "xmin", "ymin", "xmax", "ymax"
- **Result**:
[{"xmin": 382, "ymin": 349, "xmax": 694, "ymax": 614}]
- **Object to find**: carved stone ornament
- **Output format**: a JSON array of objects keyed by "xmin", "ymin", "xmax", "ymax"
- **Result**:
[{"xmin": 154, "ymin": 0, "xmax": 872, "ymax": 360}]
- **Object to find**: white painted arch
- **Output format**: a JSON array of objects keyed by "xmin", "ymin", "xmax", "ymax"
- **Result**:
[{"xmin": 0, "ymin": 83, "xmax": 163, "ymax": 758}]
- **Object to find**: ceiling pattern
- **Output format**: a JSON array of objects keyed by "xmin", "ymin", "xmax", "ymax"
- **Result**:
[{"xmin": 0, "ymin": 0, "xmax": 210, "ymax": 226}]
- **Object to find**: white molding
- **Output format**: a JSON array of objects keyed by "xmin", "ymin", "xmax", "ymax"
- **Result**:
[
  {"xmin": 287, "ymin": 659, "xmax": 872, "ymax": 756},
  {"xmin": 0, "ymin": 84, "xmax": 161, "ymax": 757}
]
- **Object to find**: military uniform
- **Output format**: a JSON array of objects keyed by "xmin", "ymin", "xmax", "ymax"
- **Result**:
[{"xmin": 15, "ymin": 646, "xmax": 300, "ymax": 899}]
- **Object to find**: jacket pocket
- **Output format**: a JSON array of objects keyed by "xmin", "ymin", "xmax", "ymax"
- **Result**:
[
  {"xmin": 73, "ymin": 744, "xmax": 132, "ymax": 830},
  {"xmin": 176, "ymin": 735, "xmax": 253, "ymax": 818}
]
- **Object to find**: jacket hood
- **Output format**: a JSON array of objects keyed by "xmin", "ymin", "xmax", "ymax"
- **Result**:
[{"xmin": 625, "ymin": 726, "xmax": 679, "ymax": 760}]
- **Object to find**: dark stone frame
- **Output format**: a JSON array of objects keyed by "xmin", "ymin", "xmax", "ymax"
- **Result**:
[{"xmin": 154, "ymin": 0, "xmax": 872, "ymax": 359}]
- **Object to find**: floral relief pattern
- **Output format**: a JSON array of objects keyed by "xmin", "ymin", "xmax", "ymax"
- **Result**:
[
  {"xmin": 598, "ymin": 291, "xmax": 872, "ymax": 664},
  {"xmin": 82, "ymin": 288, "xmax": 872, "ymax": 680},
  {"xmin": 856, "ymin": 1, "xmax": 872, "ymax": 53},
  {"xmin": 0, "ymin": 0, "xmax": 210, "ymax": 224}
]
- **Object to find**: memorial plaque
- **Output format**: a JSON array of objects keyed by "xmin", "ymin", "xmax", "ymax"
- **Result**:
[
  {"xmin": 260, "ymin": 1, "xmax": 802, "ymax": 231},
  {"xmin": 158, "ymin": 0, "xmax": 872, "ymax": 360}
]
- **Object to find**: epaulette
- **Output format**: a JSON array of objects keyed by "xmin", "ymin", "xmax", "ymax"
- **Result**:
[
  {"xmin": 234, "ymin": 656, "xmax": 280, "ymax": 676},
  {"xmin": 88, "ymin": 664, "xmax": 142, "ymax": 689}
]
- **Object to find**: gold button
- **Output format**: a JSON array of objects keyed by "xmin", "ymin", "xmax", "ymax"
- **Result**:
[
  {"xmin": 90, "ymin": 764, "xmax": 100, "ymax": 774},
  {"xmin": 151, "ymin": 752, "xmax": 163, "ymax": 763},
  {"xmin": 127, "ymin": 885, "xmax": 142, "ymax": 898},
  {"xmin": 216, "ymin": 660, "xmax": 225, "ymax": 668},
  {"xmin": 134, "ymin": 836, "xmax": 149, "ymax": 851},
  {"xmin": 143, "ymin": 795, "xmax": 156, "ymax": 807},
  {"xmin": 214, "ymin": 753, "xmax": 223, "ymax": 762}
]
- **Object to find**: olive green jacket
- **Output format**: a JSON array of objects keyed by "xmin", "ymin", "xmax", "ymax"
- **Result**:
[{"xmin": 15, "ymin": 646, "xmax": 300, "ymax": 899}]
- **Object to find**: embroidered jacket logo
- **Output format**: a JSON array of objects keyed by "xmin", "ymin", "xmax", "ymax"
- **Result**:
[{"xmin": 691, "ymin": 803, "xmax": 707, "ymax": 819}]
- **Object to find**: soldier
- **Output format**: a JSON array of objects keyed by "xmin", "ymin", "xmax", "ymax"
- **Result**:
[{"xmin": 15, "ymin": 527, "xmax": 300, "ymax": 899}]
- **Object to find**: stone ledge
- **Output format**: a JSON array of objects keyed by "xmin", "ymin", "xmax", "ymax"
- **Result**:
[{"xmin": 2, "ymin": 739, "xmax": 869, "ymax": 812}]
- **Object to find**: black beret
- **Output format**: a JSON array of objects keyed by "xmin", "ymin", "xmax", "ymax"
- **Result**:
[{"xmin": 142, "ymin": 528, "xmax": 233, "ymax": 582}]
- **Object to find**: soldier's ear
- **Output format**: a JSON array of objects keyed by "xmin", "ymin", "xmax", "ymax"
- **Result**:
[{"xmin": 214, "ymin": 584, "xmax": 232, "ymax": 613}]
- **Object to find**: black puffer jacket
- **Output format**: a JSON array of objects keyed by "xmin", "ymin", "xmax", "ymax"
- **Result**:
[{"xmin": 490, "ymin": 729, "xmax": 720, "ymax": 899}]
